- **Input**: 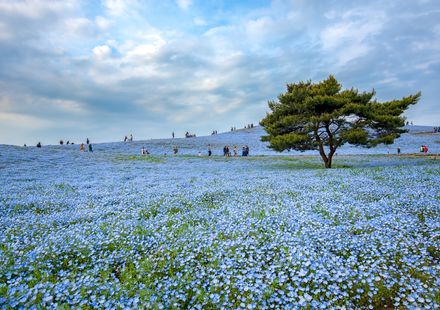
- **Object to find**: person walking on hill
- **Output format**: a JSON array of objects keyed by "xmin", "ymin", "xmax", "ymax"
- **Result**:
[
  {"xmin": 86, "ymin": 138, "xmax": 90, "ymax": 145},
  {"xmin": 208, "ymin": 144, "xmax": 212, "ymax": 156},
  {"xmin": 397, "ymin": 147, "xmax": 401, "ymax": 155},
  {"xmin": 88, "ymin": 144, "xmax": 93, "ymax": 152}
]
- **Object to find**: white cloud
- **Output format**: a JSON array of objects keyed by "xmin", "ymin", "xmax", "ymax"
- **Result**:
[
  {"xmin": 176, "ymin": 0, "xmax": 192, "ymax": 10},
  {"xmin": 245, "ymin": 16, "xmax": 273, "ymax": 40},
  {"xmin": 103, "ymin": 0, "xmax": 138, "ymax": 16},
  {"xmin": 64, "ymin": 17, "xmax": 94, "ymax": 36},
  {"xmin": 0, "ymin": 112, "xmax": 53, "ymax": 129},
  {"xmin": 93, "ymin": 45, "xmax": 112, "ymax": 59},
  {"xmin": 95, "ymin": 16, "xmax": 111, "ymax": 30},
  {"xmin": 320, "ymin": 9, "xmax": 385, "ymax": 67},
  {"xmin": 193, "ymin": 17, "xmax": 206, "ymax": 26},
  {"xmin": 125, "ymin": 35, "xmax": 166, "ymax": 59},
  {"xmin": 53, "ymin": 99, "xmax": 86, "ymax": 114},
  {"xmin": 0, "ymin": 0, "xmax": 76, "ymax": 19}
]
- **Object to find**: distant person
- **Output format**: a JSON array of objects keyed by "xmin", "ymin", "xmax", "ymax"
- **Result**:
[
  {"xmin": 243, "ymin": 145, "xmax": 249, "ymax": 156},
  {"xmin": 59, "ymin": 140, "xmax": 64, "ymax": 145},
  {"xmin": 66, "ymin": 141, "xmax": 70, "ymax": 145},
  {"xmin": 86, "ymin": 138, "xmax": 89, "ymax": 144},
  {"xmin": 80, "ymin": 143, "xmax": 85, "ymax": 151},
  {"xmin": 208, "ymin": 144, "xmax": 212, "ymax": 156},
  {"xmin": 36, "ymin": 142, "xmax": 41, "ymax": 148},
  {"xmin": 423, "ymin": 145, "xmax": 428, "ymax": 153},
  {"xmin": 124, "ymin": 136, "xmax": 128, "ymax": 142},
  {"xmin": 23, "ymin": 144, "xmax": 27, "ymax": 147},
  {"xmin": 397, "ymin": 147, "xmax": 401, "ymax": 155},
  {"xmin": 242, "ymin": 146, "xmax": 246, "ymax": 156},
  {"xmin": 88, "ymin": 144, "xmax": 93, "ymax": 152},
  {"xmin": 233, "ymin": 145, "xmax": 238, "ymax": 157},
  {"xmin": 173, "ymin": 146, "xmax": 178, "ymax": 154},
  {"xmin": 141, "ymin": 146, "xmax": 146, "ymax": 155},
  {"xmin": 172, "ymin": 131, "xmax": 175, "ymax": 138},
  {"xmin": 129, "ymin": 134, "xmax": 133, "ymax": 142},
  {"xmin": 420, "ymin": 145, "xmax": 424, "ymax": 153},
  {"xmin": 198, "ymin": 151, "xmax": 202, "ymax": 157}
]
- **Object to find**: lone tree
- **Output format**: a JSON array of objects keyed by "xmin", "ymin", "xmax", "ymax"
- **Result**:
[{"xmin": 260, "ymin": 75, "xmax": 420, "ymax": 168}]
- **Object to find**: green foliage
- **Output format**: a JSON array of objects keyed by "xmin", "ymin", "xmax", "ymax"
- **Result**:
[
  {"xmin": 260, "ymin": 75, "xmax": 421, "ymax": 167},
  {"xmin": 114, "ymin": 155, "xmax": 163, "ymax": 163}
]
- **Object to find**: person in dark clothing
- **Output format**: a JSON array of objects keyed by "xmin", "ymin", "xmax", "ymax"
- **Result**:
[
  {"xmin": 208, "ymin": 144, "xmax": 212, "ymax": 156},
  {"xmin": 242, "ymin": 145, "xmax": 249, "ymax": 156},
  {"xmin": 36, "ymin": 142, "xmax": 42, "ymax": 148},
  {"xmin": 227, "ymin": 146, "xmax": 231, "ymax": 156},
  {"xmin": 88, "ymin": 144, "xmax": 93, "ymax": 152},
  {"xmin": 86, "ymin": 138, "xmax": 89, "ymax": 144}
]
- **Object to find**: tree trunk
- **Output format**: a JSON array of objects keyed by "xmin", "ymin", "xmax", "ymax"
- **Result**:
[{"xmin": 326, "ymin": 155, "xmax": 332, "ymax": 168}]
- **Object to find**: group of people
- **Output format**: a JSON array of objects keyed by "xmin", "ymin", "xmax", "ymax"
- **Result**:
[
  {"xmin": 32, "ymin": 138, "xmax": 90, "ymax": 149},
  {"xmin": 185, "ymin": 132, "xmax": 196, "ymax": 138},
  {"xmin": 124, "ymin": 134, "xmax": 133, "ymax": 142},
  {"xmin": 80, "ymin": 143, "xmax": 93, "ymax": 152},
  {"xmin": 223, "ymin": 145, "xmax": 250, "ymax": 157},
  {"xmin": 139, "ymin": 144, "xmax": 250, "ymax": 157},
  {"xmin": 231, "ymin": 124, "xmax": 254, "ymax": 131},
  {"xmin": 59, "ymin": 140, "xmax": 75, "ymax": 145},
  {"xmin": 433, "ymin": 127, "xmax": 440, "ymax": 133}
]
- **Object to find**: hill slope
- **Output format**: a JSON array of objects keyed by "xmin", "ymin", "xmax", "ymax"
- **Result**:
[{"xmin": 0, "ymin": 125, "xmax": 438, "ymax": 157}]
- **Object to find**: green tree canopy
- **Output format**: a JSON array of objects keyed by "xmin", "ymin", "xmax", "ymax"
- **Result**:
[{"xmin": 260, "ymin": 75, "xmax": 421, "ymax": 168}]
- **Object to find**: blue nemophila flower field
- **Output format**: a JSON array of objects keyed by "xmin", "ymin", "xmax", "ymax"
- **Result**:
[{"xmin": 0, "ymin": 126, "xmax": 439, "ymax": 309}]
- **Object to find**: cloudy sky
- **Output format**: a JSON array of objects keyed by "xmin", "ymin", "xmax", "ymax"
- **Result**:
[{"xmin": 0, "ymin": 0, "xmax": 439, "ymax": 145}]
